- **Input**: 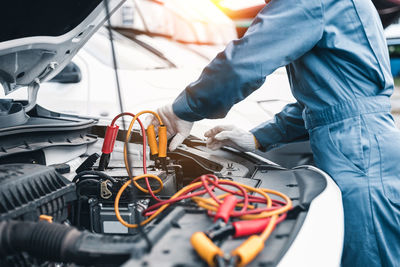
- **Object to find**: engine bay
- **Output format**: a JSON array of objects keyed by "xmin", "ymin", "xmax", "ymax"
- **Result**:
[{"xmin": 0, "ymin": 105, "xmax": 329, "ymax": 267}]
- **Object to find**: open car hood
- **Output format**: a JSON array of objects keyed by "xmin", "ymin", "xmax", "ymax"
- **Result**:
[
  {"xmin": 373, "ymin": 0, "xmax": 400, "ymax": 28},
  {"xmin": 0, "ymin": 0, "xmax": 125, "ymax": 96}
]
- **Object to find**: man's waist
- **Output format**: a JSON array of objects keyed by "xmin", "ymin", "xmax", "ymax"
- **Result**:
[{"xmin": 303, "ymin": 95, "xmax": 391, "ymax": 130}]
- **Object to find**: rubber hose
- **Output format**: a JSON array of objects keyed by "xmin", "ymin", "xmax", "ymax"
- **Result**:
[
  {"xmin": 0, "ymin": 220, "xmax": 139, "ymax": 265},
  {"xmin": 0, "ymin": 220, "xmax": 81, "ymax": 262}
]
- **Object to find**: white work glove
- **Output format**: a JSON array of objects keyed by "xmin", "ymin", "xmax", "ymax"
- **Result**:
[
  {"xmin": 204, "ymin": 125, "xmax": 258, "ymax": 152},
  {"xmin": 147, "ymin": 104, "xmax": 193, "ymax": 151}
]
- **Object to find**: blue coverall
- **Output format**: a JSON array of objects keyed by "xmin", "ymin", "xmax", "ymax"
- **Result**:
[{"xmin": 172, "ymin": 0, "xmax": 400, "ymax": 266}]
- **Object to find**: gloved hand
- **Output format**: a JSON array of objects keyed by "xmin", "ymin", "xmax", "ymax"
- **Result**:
[
  {"xmin": 204, "ymin": 125, "xmax": 259, "ymax": 152},
  {"xmin": 147, "ymin": 104, "xmax": 193, "ymax": 151}
]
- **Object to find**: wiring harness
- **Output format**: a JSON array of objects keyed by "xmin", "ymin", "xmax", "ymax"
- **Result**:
[{"xmin": 100, "ymin": 111, "xmax": 292, "ymax": 267}]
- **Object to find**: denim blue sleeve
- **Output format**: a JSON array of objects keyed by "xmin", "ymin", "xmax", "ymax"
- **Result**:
[
  {"xmin": 172, "ymin": 0, "xmax": 323, "ymax": 121},
  {"xmin": 250, "ymin": 102, "xmax": 308, "ymax": 151}
]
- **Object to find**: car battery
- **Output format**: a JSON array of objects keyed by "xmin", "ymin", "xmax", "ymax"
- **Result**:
[
  {"xmin": 89, "ymin": 198, "xmax": 149, "ymax": 235},
  {"xmin": 77, "ymin": 167, "xmax": 176, "ymax": 235}
]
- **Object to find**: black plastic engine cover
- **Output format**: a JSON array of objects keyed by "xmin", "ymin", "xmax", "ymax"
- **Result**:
[{"xmin": 0, "ymin": 164, "xmax": 76, "ymax": 222}]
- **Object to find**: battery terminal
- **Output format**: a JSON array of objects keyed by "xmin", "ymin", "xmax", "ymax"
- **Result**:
[{"xmin": 100, "ymin": 180, "xmax": 113, "ymax": 199}]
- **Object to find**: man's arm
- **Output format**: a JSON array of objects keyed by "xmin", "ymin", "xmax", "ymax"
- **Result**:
[
  {"xmin": 251, "ymin": 102, "xmax": 308, "ymax": 152},
  {"xmin": 172, "ymin": 0, "xmax": 324, "ymax": 121}
]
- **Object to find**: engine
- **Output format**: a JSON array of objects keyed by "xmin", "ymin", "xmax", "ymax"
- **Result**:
[{"xmin": 0, "ymin": 121, "xmax": 328, "ymax": 267}]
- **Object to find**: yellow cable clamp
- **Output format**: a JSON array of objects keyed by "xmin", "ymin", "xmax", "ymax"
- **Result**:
[
  {"xmin": 190, "ymin": 232, "xmax": 223, "ymax": 267},
  {"xmin": 146, "ymin": 124, "xmax": 159, "ymax": 156},
  {"xmin": 231, "ymin": 235, "xmax": 265, "ymax": 267},
  {"xmin": 158, "ymin": 125, "xmax": 168, "ymax": 158}
]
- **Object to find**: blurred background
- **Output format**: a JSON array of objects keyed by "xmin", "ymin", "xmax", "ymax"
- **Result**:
[{"xmin": 2, "ymin": 0, "xmax": 400, "ymax": 131}]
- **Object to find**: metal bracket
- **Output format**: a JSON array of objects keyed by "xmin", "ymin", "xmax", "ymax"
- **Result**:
[{"xmin": 24, "ymin": 79, "xmax": 40, "ymax": 113}]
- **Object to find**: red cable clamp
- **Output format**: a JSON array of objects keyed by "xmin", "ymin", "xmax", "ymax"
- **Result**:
[
  {"xmin": 232, "ymin": 218, "xmax": 271, "ymax": 238},
  {"xmin": 214, "ymin": 195, "xmax": 238, "ymax": 223},
  {"xmin": 102, "ymin": 125, "xmax": 119, "ymax": 154}
]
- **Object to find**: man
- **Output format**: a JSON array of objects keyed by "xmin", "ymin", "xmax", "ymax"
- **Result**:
[{"xmin": 150, "ymin": 0, "xmax": 400, "ymax": 265}]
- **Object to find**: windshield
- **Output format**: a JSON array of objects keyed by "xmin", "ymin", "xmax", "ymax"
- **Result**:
[
  {"xmin": 111, "ymin": 0, "xmax": 237, "ymax": 45},
  {"xmin": 83, "ymin": 28, "xmax": 173, "ymax": 70}
]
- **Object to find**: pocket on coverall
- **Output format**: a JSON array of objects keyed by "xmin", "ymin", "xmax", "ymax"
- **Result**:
[
  {"xmin": 327, "ymin": 116, "xmax": 370, "ymax": 174},
  {"xmin": 376, "ymin": 130, "xmax": 400, "ymax": 204}
]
